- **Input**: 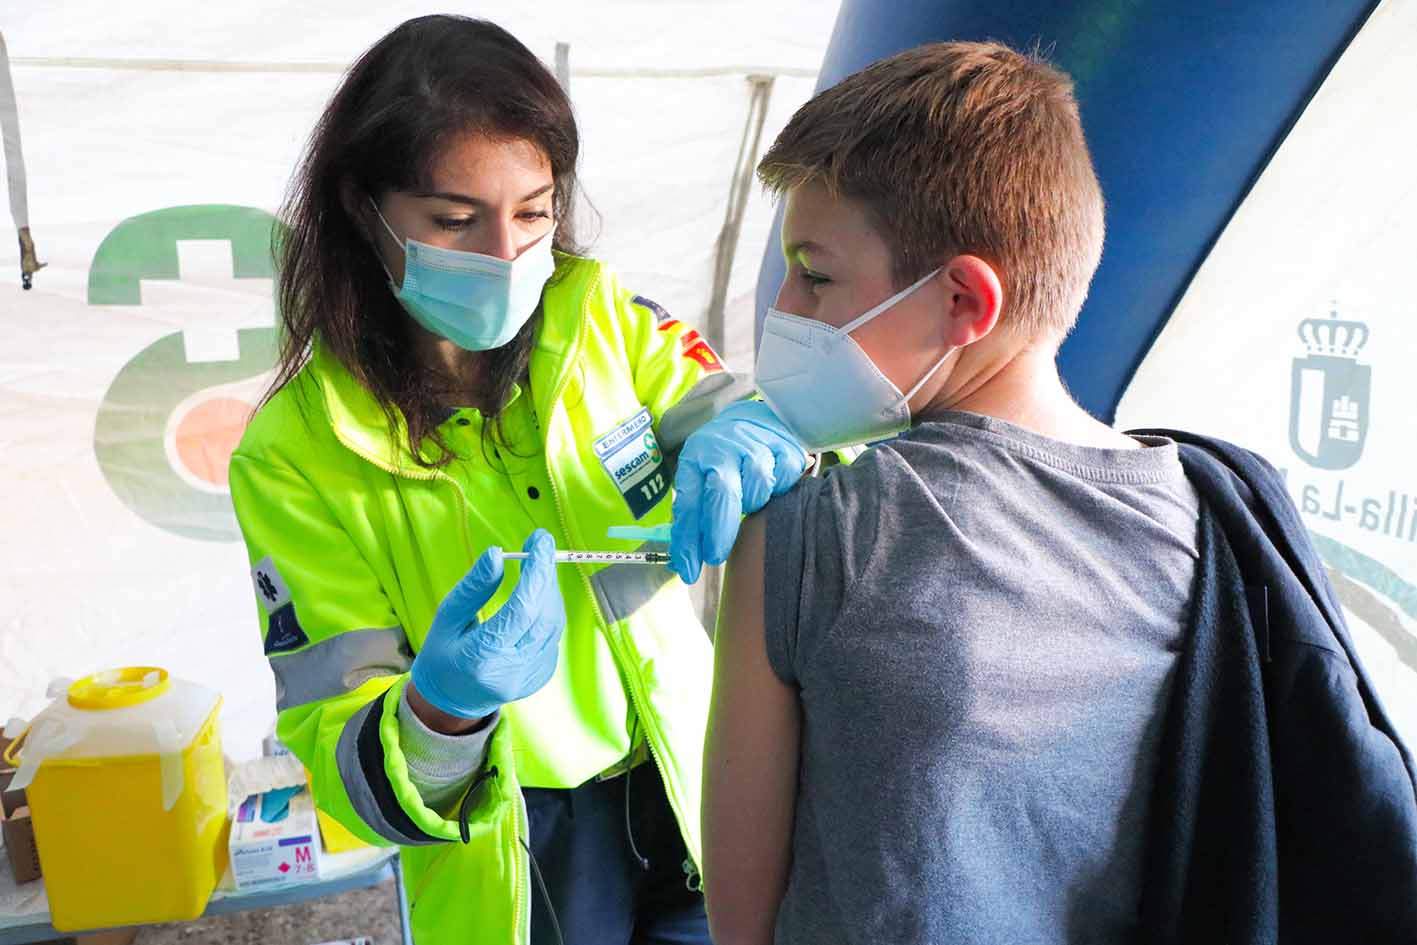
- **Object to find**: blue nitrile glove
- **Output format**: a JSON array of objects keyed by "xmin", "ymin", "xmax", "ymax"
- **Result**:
[
  {"xmin": 669, "ymin": 400, "xmax": 808, "ymax": 583},
  {"xmin": 410, "ymin": 529, "xmax": 566, "ymax": 720},
  {"xmin": 259, "ymin": 785, "xmax": 303, "ymax": 823}
]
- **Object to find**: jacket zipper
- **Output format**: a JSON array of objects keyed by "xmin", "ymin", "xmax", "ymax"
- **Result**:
[
  {"xmin": 330, "ymin": 423, "xmax": 523, "ymax": 942},
  {"xmin": 329, "ymin": 270, "xmax": 702, "ymax": 926},
  {"xmin": 539, "ymin": 273, "xmax": 699, "ymax": 877},
  {"xmin": 514, "ymin": 788, "xmax": 529, "ymax": 945}
]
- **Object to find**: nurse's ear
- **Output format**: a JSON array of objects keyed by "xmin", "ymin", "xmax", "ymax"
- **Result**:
[
  {"xmin": 339, "ymin": 177, "xmax": 375, "ymax": 240},
  {"xmin": 341, "ymin": 179, "xmax": 404, "ymax": 285}
]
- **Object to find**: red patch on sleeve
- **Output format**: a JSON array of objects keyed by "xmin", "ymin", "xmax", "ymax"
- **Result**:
[
  {"xmin": 656, "ymin": 318, "xmax": 724, "ymax": 372},
  {"xmin": 682, "ymin": 338, "xmax": 724, "ymax": 373}
]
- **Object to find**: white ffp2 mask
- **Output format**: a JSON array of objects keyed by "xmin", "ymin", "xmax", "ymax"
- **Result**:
[{"xmin": 754, "ymin": 268, "xmax": 950, "ymax": 452}]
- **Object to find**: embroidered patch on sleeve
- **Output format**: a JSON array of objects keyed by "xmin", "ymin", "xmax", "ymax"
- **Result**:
[
  {"xmin": 252, "ymin": 556, "xmax": 292, "ymax": 613},
  {"xmin": 264, "ymin": 603, "xmax": 310, "ymax": 655},
  {"xmin": 655, "ymin": 319, "xmax": 725, "ymax": 374},
  {"xmin": 681, "ymin": 336, "xmax": 725, "ymax": 373},
  {"xmin": 632, "ymin": 294, "xmax": 672, "ymax": 323}
]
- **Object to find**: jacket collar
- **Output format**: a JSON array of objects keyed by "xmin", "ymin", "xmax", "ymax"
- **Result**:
[
  {"xmin": 308, "ymin": 343, "xmax": 428, "ymax": 474},
  {"xmin": 529, "ymin": 252, "xmax": 599, "ymax": 420},
  {"xmin": 309, "ymin": 252, "xmax": 602, "ymax": 476}
]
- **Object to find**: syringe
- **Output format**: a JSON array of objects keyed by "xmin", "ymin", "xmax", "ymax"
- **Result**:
[{"xmin": 502, "ymin": 550, "xmax": 670, "ymax": 565}]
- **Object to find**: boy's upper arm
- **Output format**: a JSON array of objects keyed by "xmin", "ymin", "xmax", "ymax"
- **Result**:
[{"xmin": 704, "ymin": 512, "xmax": 801, "ymax": 945}]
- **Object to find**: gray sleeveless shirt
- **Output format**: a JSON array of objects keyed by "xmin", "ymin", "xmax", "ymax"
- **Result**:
[{"xmin": 764, "ymin": 411, "xmax": 1199, "ymax": 944}]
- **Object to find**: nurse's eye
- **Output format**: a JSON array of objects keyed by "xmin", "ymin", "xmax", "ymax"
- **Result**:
[
  {"xmin": 800, "ymin": 268, "xmax": 831, "ymax": 288},
  {"xmin": 518, "ymin": 209, "xmax": 552, "ymax": 222},
  {"xmin": 434, "ymin": 216, "xmax": 476, "ymax": 231}
]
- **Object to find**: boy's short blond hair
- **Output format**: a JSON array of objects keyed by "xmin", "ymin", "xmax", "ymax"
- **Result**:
[{"xmin": 759, "ymin": 41, "xmax": 1105, "ymax": 340}]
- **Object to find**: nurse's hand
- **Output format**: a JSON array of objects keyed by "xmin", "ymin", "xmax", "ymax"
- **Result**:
[
  {"xmin": 409, "ymin": 529, "xmax": 566, "ymax": 721},
  {"xmin": 669, "ymin": 401, "xmax": 808, "ymax": 584}
]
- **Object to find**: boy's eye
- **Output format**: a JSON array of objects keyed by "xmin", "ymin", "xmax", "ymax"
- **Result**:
[
  {"xmin": 800, "ymin": 268, "xmax": 831, "ymax": 287},
  {"xmin": 435, "ymin": 216, "xmax": 475, "ymax": 231}
]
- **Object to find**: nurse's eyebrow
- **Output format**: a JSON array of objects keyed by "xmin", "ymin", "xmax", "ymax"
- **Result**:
[{"xmin": 415, "ymin": 184, "xmax": 554, "ymax": 206}]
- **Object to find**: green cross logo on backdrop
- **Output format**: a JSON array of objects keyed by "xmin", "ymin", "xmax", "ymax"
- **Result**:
[{"xmin": 89, "ymin": 205, "xmax": 281, "ymax": 542}]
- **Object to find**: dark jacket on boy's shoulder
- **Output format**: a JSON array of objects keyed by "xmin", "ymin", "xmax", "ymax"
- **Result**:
[{"xmin": 1130, "ymin": 429, "xmax": 1417, "ymax": 945}]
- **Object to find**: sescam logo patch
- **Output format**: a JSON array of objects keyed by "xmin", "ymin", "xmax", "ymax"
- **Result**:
[
  {"xmin": 252, "ymin": 556, "xmax": 309, "ymax": 654},
  {"xmin": 593, "ymin": 407, "xmax": 668, "ymax": 519}
]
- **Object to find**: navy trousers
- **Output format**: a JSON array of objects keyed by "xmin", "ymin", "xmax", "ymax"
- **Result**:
[{"xmin": 523, "ymin": 761, "xmax": 709, "ymax": 945}]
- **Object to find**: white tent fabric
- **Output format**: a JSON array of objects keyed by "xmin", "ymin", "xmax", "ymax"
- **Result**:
[
  {"xmin": 1117, "ymin": 0, "xmax": 1417, "ymax": 747},
  {"xmin": 0, "ymin": 1, "xmax": 839, "ymax": 759}
]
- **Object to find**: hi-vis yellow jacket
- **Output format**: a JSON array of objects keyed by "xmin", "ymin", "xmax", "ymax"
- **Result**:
[{"xmin": 229, "ymin": 254, "xmax": 744, "ymax": 945}]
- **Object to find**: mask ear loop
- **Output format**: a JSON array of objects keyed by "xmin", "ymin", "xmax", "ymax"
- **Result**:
[
  {"xmin": 839, "ymin": 266, "xmax": 943, "ymax": 335},
  {"xmin": 836, "ymin": 266, "xmax": 954, "ymax": 404},
  {"xmin": 366, "ymin": 196, "xmax": 405, "ymax": 286},
  {"xmin": 900, "ymin": 344, "xmax": 956, "ymax": 405}
]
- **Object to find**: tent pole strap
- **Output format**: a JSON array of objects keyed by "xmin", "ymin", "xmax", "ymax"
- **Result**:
[
  {"xmin": 706, "ymin": 74, "xmax": 775, "ymax": 359},
  {"xmin": 555, "ymin": 42, "xmax": 571, "ymax": 93},
  {"xmin": 0, "ymin": 31, "xmax": 42, "ymax": 288}
]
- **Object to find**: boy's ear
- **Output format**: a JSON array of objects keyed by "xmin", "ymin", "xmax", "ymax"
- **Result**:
[{"xmin": 941, "ymin": 254, "xmax": 1004, "ymax": 347}]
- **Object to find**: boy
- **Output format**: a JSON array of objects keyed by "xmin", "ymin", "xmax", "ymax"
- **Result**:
[
  {"xmin": 702, "ymin": 41, "xmax": 1194, "ymax": 945},
  {"xmin": 701, "ymin": 39, "xmax": 1417, "ymax": 945}
]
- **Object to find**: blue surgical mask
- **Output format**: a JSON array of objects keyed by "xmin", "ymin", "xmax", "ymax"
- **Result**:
[{"xmin": 371, "ymin": 199, "xmax": 556, "ymax": 351}]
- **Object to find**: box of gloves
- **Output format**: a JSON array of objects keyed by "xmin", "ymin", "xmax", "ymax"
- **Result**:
[
  {"xmin": 0, "ymin": 766, "xmax": 43, "ymax": 884},
  {"xmin": 228, "ymin": 784, "xmax": 323, "ymax": 890}
]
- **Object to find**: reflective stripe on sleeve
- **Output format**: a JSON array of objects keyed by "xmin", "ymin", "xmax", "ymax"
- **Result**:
[
  {"xmin": 589, "ymin": 547, "xmax": 680, "ymax": 625},
  {"xmin": 654, "ymin": 372, "xmax": 753, "ymax": 455},
  {"xmin": 270, "ymin": 625, "xmax": 413, "ymax": 712}
]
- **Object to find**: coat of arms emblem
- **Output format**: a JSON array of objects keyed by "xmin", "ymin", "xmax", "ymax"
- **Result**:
[{"xmin": 1289, "ymin": 307, "xmax": 1370, "ymax": 471}]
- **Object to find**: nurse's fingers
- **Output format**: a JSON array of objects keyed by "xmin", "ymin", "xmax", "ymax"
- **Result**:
[
  {"xmin": 701, "ymin": 466, "xmax": 744, "ymax": 567},
  {"xmin": 669, "ymin": 467, "xmax": 706, "ymax": 584},
  {"xmin": 488, "ymin": 529, "xmax": 558, "ymax": 645}
]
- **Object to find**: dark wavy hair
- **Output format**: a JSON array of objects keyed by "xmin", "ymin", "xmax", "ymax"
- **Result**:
[{"xmin": 269, "ymin": 15, "xmax": 584, "ymax": 466}]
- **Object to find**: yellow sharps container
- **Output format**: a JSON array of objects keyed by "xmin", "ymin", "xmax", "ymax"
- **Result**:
[{"xmin": 6, "ymin": 667, "xmax": 229, "ymax": 931}]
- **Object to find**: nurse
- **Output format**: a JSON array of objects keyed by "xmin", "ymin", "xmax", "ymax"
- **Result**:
[{"xmin": 229, "ymin": 15, "xmax": 803, "ymax": 945}]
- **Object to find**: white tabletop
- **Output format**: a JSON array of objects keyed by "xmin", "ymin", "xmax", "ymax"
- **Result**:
[{"xmin": 0, "ymin": 837, "xmax": 397, "ymax": 938}]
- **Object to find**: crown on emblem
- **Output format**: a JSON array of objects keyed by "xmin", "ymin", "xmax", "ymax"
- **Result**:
[{"xmin": 1298, "ymin": 305, "xmax": 1368, "ymax": 358}]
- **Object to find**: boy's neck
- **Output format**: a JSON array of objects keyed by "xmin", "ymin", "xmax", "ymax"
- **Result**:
[{"xmin": 921, "ymin": 341, "xmax": 1139, "ymax": 450}]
